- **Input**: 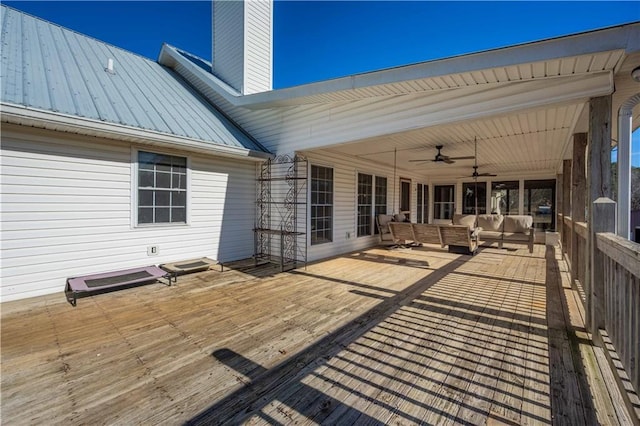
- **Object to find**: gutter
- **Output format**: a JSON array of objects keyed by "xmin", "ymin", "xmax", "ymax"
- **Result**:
[{"xmin": 1, "ymin": 103, "xmax": 273, "ymax": 161}]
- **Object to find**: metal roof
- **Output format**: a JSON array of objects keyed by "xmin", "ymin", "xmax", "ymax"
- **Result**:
[{"xmin": 0, "ymin": 5, "xmax": 269, "ymax": 156}]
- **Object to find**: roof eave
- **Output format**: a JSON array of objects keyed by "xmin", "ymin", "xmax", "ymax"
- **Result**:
[
  {"xmin": 160, "ymin": 21, "xmax": 640, "ymax": 109},
  {"xmin": 1, "ymin": 103, "xmax": 272, "ymax": 161}
]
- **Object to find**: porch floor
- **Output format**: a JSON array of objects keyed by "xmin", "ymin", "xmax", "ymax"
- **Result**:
[{"xmin": 1, "ymin": 244, "xmax": 632, "ymax": 425}]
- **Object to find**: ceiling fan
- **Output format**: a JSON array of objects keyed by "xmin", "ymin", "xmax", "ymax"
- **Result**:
[
  {"xmin": 462, "ymin": 137, "xmax": 497, "ymax": 178},
  {"xmin": 465, "ymin": 165, "xmax": 497, "ymax": 178},
  {"xmin": 408, "ymin": 145, "xmax": 475, "ymax": 165}
]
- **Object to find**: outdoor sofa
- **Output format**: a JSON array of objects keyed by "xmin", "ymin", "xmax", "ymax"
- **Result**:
[{"xmin": 453, "ymin": 213, "xmax": 535, "ymax": 253}]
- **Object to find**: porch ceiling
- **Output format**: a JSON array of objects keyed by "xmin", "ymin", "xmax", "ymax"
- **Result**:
[{"xmin": 323, "ymin": 101, "xmax": 585, "ymax": 181}]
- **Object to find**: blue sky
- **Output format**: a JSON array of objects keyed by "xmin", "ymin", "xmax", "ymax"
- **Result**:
[{"xmin": 4, "ymin": 0, "xmax": 640, "ymax": 164}]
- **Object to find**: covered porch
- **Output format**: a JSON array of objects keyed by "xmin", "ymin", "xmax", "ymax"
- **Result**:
[{"xmin": 1, "ymin": 243, "xmax": 634, "ymax": 424}]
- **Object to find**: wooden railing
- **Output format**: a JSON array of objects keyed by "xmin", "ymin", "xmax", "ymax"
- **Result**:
[
  {"xmin": 560, "ymin": 204, "xmax": 640, "ymax": 412},
  {"xmin": 559, "ymin": 214, "xmax": 588, "ymax": 298},
  {"xmin": 573, "ymin": 221, "xmax": 588, "ymax": 298},
  {"xmin": 561, "ymin": 214, "xmax": 572, "ymax": 267},
  {"xmin": 596, "ymin": 232, "xmax": 640, "ymax": 394}
]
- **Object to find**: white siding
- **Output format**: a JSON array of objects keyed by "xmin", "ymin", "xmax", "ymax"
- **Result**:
[
  {"xmin": 171, "ymin": 56, "xmax": 611, "ymax": 159},
  {"xmin": 212, "ymin": 0, "xmax": 244, "ymax": 92},
  {"xmin": 212, "ymin": 0, "xmax": 272, "ymax": 95},
  {"xmin": 303, "ymin": 149, "xmax": 425, "ymax": 262},
  {"xmin": 1, "ymin": 127, "xmax": 257, "ymax": 301},
  {"xmin": 244, "ymin": 0, "xmax": 272, "ymax": 94}
]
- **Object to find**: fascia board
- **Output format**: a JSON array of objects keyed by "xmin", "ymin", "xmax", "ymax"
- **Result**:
[
  {"xmin": 160, "ymin": 22, "xmax": 638, "ymax": 109},
  {"xmin": 1, "ymin": 103, "xmax": 272, "ymax": 161}
]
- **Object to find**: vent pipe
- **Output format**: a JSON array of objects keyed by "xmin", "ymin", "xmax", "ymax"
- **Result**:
[{"xmin": 105, "ymin": 58, "xmax": 115, "ymax": 74}]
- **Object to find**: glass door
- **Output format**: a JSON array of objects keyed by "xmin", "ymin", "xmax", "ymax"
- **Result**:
[
  {"xmin": 434, "ymin": 185, "xmax": 455, "ymax": 221},
  {"xmin": 524, "ymin": 179, "xmax": 556, "ymax": 231}
]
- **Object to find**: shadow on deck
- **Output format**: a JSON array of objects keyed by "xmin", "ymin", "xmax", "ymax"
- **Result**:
[{"xmin": 0, "ymin": 244, "xmax": 630, "ymax": 424}]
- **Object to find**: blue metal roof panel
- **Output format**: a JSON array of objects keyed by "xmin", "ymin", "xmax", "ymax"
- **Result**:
[{"xmin": 0, "ymin": 6, "xmax": 269, "ymax": 154}]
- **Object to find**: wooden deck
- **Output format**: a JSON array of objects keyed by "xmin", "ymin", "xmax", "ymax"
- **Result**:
[{"xmin": 1, "ymin": 244, "xmax": 632, "ymax": 425}]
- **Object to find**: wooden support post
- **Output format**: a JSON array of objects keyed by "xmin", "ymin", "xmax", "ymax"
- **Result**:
[
  {"xmin": 590, "ymin": 198, "xmax": 616, "ymax": 339},
  {"xmin": 557, "ymin": 172, "xmax": 563, "ymax": 243},
  {"xmin": 571, "ymin": 133, "xmax": 587, "ymax": 289},
  {"xmin": 586, "ymin": 95, "xmax": 612, "ymax": 334},
  {"xmin": 562, "ymin": 160, "xmax": 573, "ymax": 256}
]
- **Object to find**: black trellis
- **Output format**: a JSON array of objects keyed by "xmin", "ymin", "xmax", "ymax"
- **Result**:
[{"xmin": 254, "ymin": 154, "xmax": 308, "ymax": 271}]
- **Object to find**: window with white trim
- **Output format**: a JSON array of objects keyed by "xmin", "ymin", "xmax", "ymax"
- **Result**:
[
  {"xmin": 358, "ymin": 173, "xmax": 387, "ymax": 236},
  {"xmin": 311, "ymin": 165, "xmax": 333, "ymax": 245},
  {"xmin": 374, "ymin": 176, "xmax": 387, "ymax": 234},
  {"xmin": 357, "ymin": 173, "xmax": 373, "ymax": 237},
  {"xmin": 137, "ymin": 151, "xmax": 187, "ymax": 225},
  {"xmin": 462, "ymin": 182, "xmax": 487, "ymax": 215}
]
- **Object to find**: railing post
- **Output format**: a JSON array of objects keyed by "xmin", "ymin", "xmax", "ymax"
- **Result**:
[
  {"xmin": 589, "ymin": 197, "xmax": 616, "ymax": 340},
  {"xmin": 562, "ymin": 159, "xmax": 572, "ymax": 256},
  {"xmin": 586, "ymin": 94, "xmax": 612, "ymax": 341}
]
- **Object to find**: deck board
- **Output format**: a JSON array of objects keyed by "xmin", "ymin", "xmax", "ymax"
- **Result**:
[{"xmin": 1, "ymin": 244, "xmax": 631, "ymax": 424}]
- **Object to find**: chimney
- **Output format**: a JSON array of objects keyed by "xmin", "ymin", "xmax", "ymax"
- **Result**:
[{"xmin": 212, "ymin": 0, "xmax": 273, "ymax": 95}]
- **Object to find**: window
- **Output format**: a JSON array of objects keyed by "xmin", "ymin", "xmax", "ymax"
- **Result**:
[
  {"xmin": 491, "ymin": 181, "xmax": 519, "ymax": 215},
  {"xmin": 311, "ymin": 165, "xmax": 333, "ymax": 245},
  {"xmin": 357, "ymin": 173, "xmax": 373, "ymax": 237},
  {"xmin": 434, "ymin": 185, "xmax": 455, "ymax": 220},
  {"xmin": 357, "ymin": 174, "xmax": 387, "ymax": 236},
  {"xmin": 374, "ymin": 177, "xmax": 387, "ymax": 234},
  {"xmin": 137, "ymin": 151, "xmax": 187, "ymax": 225},
  {"xmin": 416, "ymin": 183, "xmax": 428, "ymax": 223},
  {"xmin": 462, "ymin": 182, "xmax": 486, "ymax": 215}
]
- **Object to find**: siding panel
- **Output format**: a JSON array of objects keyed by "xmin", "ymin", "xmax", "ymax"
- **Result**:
[
  {"xmin": 212, "ymin": 1, "xmax": 244, "ymax": 92},
  {"xmin": 0, "ymin": 129, "xmax": 257, "ymax": 301},
  {"xmin": 245, "ymin": 0, "xmax": 272, "ymax": 94}
]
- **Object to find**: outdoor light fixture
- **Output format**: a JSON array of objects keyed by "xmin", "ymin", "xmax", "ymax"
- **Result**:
[{"xmin": 632, "ymin": 65, "xmax": 640, "ymax": 83}]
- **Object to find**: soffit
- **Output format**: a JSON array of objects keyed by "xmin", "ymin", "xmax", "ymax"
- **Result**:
[
  {"xmin": 261, "ymin": 51, "xmax": 624, "ymax": 107},
  {"xmin": 322, "ymin": 102, "xmax": 585, "ymax": 180}
]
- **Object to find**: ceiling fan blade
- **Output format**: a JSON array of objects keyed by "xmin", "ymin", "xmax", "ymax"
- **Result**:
[
  {"xmin": 408, "ymin": 159, "xmax": 431, "ymax": 162},
  {"xmin": 477, "ymin": 172, "xmax": 497, "ymax": 177},
  {"xmin": 442, "ymin": 157, "xmax": 455, "ymax": 164},
  {"xmin": 449, "ymin": 155, "xmax": 475, "ymax": 161}
]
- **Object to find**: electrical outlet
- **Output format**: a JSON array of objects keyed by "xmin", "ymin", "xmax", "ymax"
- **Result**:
[{"xmin": 147, "ymin": 245, "xmax": 159, "ymax": 256}]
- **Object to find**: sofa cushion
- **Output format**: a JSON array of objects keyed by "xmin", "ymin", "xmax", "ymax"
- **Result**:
[
  {"xmin": 394, "ymin": 213, "xmax": 407, "ymax": 223},
  {"xmin": 503, "ymin": 215, "xmax": 533, "ymax": 233},
  {"xmin": 502, "ymin": 232, "xmax": 531, "ymax": 241},
  {"xmin": 477, "ymin": 214, "xmax": 504, "ymax": 231},
  {"xmin": 452, "ymin": 214, "xmax": 476, "ymax": 228},
  {"xmin": 478, "ymin": 230, "xmax": 503, "ymax": 240}
]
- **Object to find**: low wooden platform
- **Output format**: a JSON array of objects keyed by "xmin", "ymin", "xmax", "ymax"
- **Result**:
[
  {"xmin": 159, "ymin": 257, "xmax": 220, "ymax": 282},
  {"xmin": 1, "ymin": 244, "xmax": 632, "ymax": 424}
]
